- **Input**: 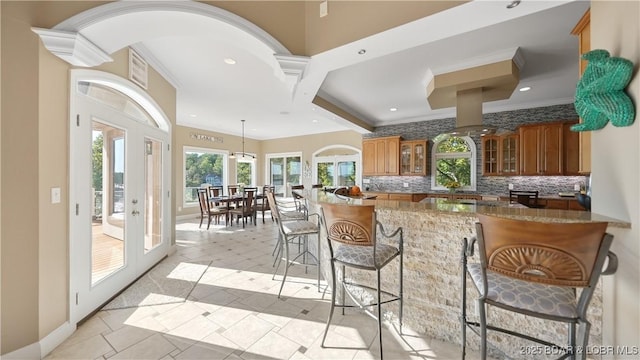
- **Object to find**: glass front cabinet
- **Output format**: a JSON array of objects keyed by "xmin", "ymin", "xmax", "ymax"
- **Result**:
[
  {"xmin": 482, "ymin": 134, "xmax": 519, "ymax": 176},
  {"xmin": 400, "ymin": 140, "xmax": 428, "ymax": 176}
]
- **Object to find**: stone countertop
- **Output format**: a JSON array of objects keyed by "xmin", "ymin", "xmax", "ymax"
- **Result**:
[
  {"xmin": 305, "ymin": 189, "xmax": 630, "ymax": 228},
  {"xmin": 361, "ymin": 190, "xmax": 582, "ymax": 200}
]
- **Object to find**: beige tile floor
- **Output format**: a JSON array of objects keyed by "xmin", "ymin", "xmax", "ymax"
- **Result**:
[{"xmin": 46, "ymin": 218, "xmax": 483, "ymax": 360}]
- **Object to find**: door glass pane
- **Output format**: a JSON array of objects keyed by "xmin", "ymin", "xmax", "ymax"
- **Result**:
[
  {"xmin": 270, "ymin": 158, "xmax": 284, "ymax": 195},
  {"xmin": 92, "ymin": 121, "xmax": 125, "ymax": 285},
  {"xmin": 337, "ymin": 161, "xmax": 356, "ymax": 186},
  {"xmin": 144, "ymin": 138, "xmax": 162, "ymax": 253},
  {"xmin": 286, "ymin": 156, "xmax": 301, "ymax": 189},
  {"xmin": 316, "ymin": 161, "xmax": 334, "ymax": 187}
]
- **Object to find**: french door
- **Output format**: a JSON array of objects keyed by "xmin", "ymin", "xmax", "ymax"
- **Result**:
[
  {"xmin": 267, "ymin": 153, "xmax": 301, "ymax": 196},
  {"xmin": 313, "ymin": 155, "xmax": 359, "ymax": 188},
  {"xmin": 70, "ymin": 75, "xmax": 170, "ymax": 323}
]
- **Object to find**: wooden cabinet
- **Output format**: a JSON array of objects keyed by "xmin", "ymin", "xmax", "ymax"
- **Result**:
[
  {"xmin": 400, "ymin": 140, "xmax": 428, "ymax": 175},
  {"xmin": 388, "ymin": 193, "xmax": 413, "ymax": 201},
  {"xmin": 519, "ymin": 123, "xmax": 564, "ymax": 175},
  {"xmin": 482, "ymin": 136, "xmax": 500, "ymax": 175},
  {"xmin": 482, "ymin": 134, "xmax": 519, "ymax": 176},
  {"xmin": 571, "ymin": 9, "xmax": 591, "ymax": 174},
  {"xmin": 362, "ymin": 136, "xmax": 401, "ymax": 176},
  {"xmin": 563, "ymin": 121, "xmax": 580, "ymax": 175}
]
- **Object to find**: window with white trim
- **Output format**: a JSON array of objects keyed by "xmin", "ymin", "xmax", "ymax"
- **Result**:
[
  {"xmin": 184, "ymin": 146, "xmax": 228, "ymax": 206},
  {"xmin": 431, "ymin": 136, "xmax": 477, "ymax": 191},
  {"xmin": 236, "ymin": 157, "xmax": 256, "ymax": 186}
]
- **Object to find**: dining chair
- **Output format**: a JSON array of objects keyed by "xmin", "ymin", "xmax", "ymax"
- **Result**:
[
  {"xmin": 229, "ymin": 187, "xmax": 257, "ymax": 228},
  {"xmin": 197, "ymin": 188, "xmax": 228, "ymax": 229},
  {"xmin": 461, "ymin": 214, "xmax": 617, "ymax": 359},
  {"xmin": 266, "ymin": 190, "xmax": 320, "ymax": 298},
  {"xmin": 256, "ymin": 185, "xmax": 275, "ymax": 223},
  {"xmin": 312, "ymin": 184, "xmax": 323, "ymax": 189},
  {"xmin": 206, "ymin": 185, "xmax": 229, "ymax": 224},
  {"xmin": 319, "ymin": 202, "xmax": 404, "ymax": 360},
  {"xmin": 509, "ymin": 190, "xmax": 545, "ymax": 208}
]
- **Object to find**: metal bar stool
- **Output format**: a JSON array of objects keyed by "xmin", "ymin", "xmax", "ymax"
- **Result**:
[{"xmin": 319, "ymin": 202, "xmax": 403, "ymax": 360}]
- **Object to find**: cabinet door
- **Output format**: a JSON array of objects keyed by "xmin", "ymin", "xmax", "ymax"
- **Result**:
[
  {"xmin": 541, "ymin": 124, "xmax": 563, "ymax": 175},
  {"xmin": 362, "ymin": 140, "xmax": 377, "ymax": 176},
  {"xmin": 519, "ymin": 126, "xmax": 540, "ymax": 175},
  {"xmin": 412, "ymin": 141, "xmax": 427, "ymax": 175},
  {"xmin": 482, "ymin": 136, "xmax": 499, "ymax": 175},
  {"xmin": 375, "ymin": 139, "xmax": 387, "ymax": 175},
  {"xmin": 386, "ymin": 137, "xmax": 400, "ymax": 175},
  {"xmin": 400, "ymin": 142, "xmax": 412, "ymax": 175},
  {"xmin": 500, "ymin": 134, "xmax": 519, "ymax": 175},
  {"xmin": 563, "ymin": 122, "xmax": 580, "ymax": 175}
]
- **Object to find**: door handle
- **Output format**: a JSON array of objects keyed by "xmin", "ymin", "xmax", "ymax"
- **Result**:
[
  {"xmin": 132, "ymin": 199, "xmax": 138, "ymax": 204},
  {"xmin": 132, "ymin": 210, "xmax": 140, "ymax": 216}
]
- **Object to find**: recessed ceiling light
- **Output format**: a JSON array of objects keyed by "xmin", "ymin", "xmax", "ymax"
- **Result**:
[
  {"xmin": 312, "ymin": 119, "xmax": 319, "ymax": 123},
  {"xmin": 519, "ymin": 86, "xmax": 531, "ymax": 92},
  {"xmin": 190, "ymin": 114, "xmax": 197, "ymax": 117},
  {"xmin": 358, "ymin": 49, "xmax": 366, "ymax": 55},
  {"xmin": 224, "ymin": 58, "xmax": 236, "ymax": 65},
  {"xmin": 389, "ymin": 107, "xmax": 398, "ymax": 112},
  {"xmin": 506, "ymin": 0, "xmax": 521, "ymax": 9}
]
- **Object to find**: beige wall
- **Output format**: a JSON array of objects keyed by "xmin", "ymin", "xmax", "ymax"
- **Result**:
[
  {"xmin": 591, "ymin": 1, "xmax": 640, "ymax": 353},
  {"xmin": 1, "ymin": 2, "xmax": 42, "ymax": 351},
  {"xmin": 1, "ymin": 1, "xmax": 177, "ymax": 354}
]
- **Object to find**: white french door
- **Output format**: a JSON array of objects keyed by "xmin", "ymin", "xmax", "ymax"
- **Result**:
[
  {"xmin": 313, "ymin": 154, "xmax": 360, "ymax": 188},
  {"xmin": 70, "ymin": 73, "xmax": 170, "ymax": 323}
]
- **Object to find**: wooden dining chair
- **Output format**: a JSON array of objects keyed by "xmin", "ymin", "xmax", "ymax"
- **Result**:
[
  {"xmin": 229, "ymin": 187, "xmax": 257, "ymax": 228},
  {"xmin": 256, "ymin": 185, "xmax": 275, "ymax": 223},
  {"xmin": 197, "ymin": 188, "xmax": 228, "ymax": 229}
]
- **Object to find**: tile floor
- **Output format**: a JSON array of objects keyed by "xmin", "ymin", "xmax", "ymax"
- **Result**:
[{"xmin": 46, "ymin": 218, "xmax": 482, "ymax": 360}]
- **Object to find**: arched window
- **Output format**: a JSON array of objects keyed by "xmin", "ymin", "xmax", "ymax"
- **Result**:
[{"xmin": 431, "ymin": 136, "xmax": 477, "ymax": 191}]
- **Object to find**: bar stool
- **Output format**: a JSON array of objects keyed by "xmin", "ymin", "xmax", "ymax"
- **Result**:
[
  {"xmin": 461, "ymin": 214, "xmax": 618, "ymax": 359},
  {"xmin": 266, "ymin": 191, "xmax": 320, "ymax": 298},
  {"xmin": 319, "ymin": 202, "xmax": 404, "ymax": 360}
]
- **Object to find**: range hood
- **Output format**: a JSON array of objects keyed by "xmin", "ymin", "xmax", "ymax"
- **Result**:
[{"xmin": 426, "ymin": 50, "xmax": 523, "ymax": 142}]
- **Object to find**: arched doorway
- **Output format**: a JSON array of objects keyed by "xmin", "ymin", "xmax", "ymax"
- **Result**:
[
  {"xmin": 312, "ymin": 145, "xmax": 361, "ymax": 188},
  {"xmin": 69, "ymin": 70, "xmax": 172, "ymax": 323}
]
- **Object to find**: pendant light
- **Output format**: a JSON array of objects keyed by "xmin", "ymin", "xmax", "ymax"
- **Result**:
[{"xmin": 230, "ymin": 119, "xmax": 255, "ymax": 159}]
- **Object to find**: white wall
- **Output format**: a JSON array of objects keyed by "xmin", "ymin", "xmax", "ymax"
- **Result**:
[{"xmin": 591, "ymin": 1, "xmax": 640, "ymax": 357}]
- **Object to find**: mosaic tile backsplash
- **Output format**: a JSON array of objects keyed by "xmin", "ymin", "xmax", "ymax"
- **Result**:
[{"xmin": 363, "ymin": 103, "xmax": 590, "ymax": 196}]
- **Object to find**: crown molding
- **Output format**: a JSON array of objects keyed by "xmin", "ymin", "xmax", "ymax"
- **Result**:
[
  {"xmin": 31, "ymin": 28, "xmax": 112, "ymax": 67},
  {"xmin": 52, "ymin": 1, "xmax": 290, "ymax": 55},
  {"xmin": 275, "ymin": 54, "xmax": 311, "ymax": 97}
]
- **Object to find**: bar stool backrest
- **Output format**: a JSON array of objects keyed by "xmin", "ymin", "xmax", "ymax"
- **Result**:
[
  {"xmin": 476, "ymin": 214, "xmax": 609, "ymax": 287},
  {"xmin": 321, "ymin": 203, "xmax": 376, "ymax": 247}
]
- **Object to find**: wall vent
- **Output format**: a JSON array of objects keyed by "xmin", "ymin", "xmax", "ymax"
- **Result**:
[{"xmin": 129, "ymin": 48, "xmax": 148, "ymax": 89}]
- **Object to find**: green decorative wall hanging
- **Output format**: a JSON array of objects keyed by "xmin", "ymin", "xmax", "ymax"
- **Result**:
[{"xmin": 572, "ymin": 49, "xmax": 635, "ymax": 132}]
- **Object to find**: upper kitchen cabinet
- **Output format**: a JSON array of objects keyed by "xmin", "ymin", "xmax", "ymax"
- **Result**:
[
  {"xmin": 400, "ymin": 140, "xmax": 428, "ymax": 175},
  {"xmin": 362, "ymin": 136, "xmax": 401, "ymax": 176},
  {"xmin": 482, "ymin": 134, "xmax": 519, "ymax": 176},
  {"xmin": 519, "ymin": 122, "xmax": 564, "ymax": 175},
  {"xmin": 571, "ymin": 9, "xmax": 591, "ymax": 174},
  {"xmin": 563, "ymin": 121, "xmax": 580, "ymax": 175}
]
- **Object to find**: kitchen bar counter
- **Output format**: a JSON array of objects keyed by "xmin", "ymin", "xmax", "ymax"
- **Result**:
[{"xmin": 300, "ymin": 189, "xmax": 628, "ymax": 358}]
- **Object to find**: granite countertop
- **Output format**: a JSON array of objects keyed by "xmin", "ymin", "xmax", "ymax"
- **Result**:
[
  {"xmin": 362, "ymin": 190, "xmax": 581, "ymax": 200},
  {"xmin": 305, "ymin": 189, "xmax": 630, "ymax": 229}
]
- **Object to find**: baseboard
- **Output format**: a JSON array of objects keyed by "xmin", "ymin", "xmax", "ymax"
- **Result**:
[
  {"xmin": 40, "ymin": 321, "xmax": 76, "ymax": 358},
  {"xmin": 3, "ymin": 321, "xmax": 76, "ymax": 359},
  {"xmin": 2, "ymin": 341, "xmax": 40, "ymax": 360},
  {"xmin": 176, "ymin": 213, "xmax": 199, "ymax": 221}
]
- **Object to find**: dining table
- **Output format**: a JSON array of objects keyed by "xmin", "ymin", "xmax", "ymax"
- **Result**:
[{"xmin": 209, "ymin": 192, "xmax": 267, "ymax": 226}]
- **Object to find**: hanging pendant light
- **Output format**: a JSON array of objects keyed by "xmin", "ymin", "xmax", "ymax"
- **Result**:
[{"xmin": 230, "ymin": 119, "xmax": 255, "ymax": 159}]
